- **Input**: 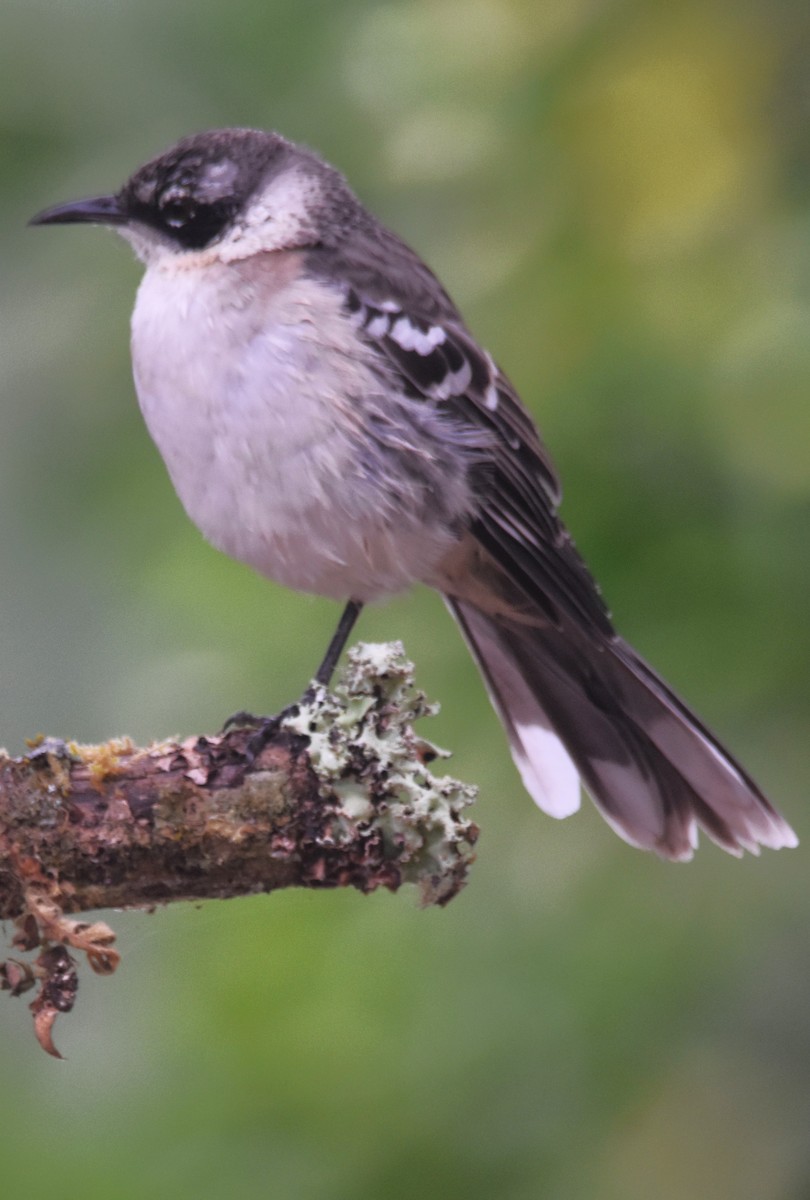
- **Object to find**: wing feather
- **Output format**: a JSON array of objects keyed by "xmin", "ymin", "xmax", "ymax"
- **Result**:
[{"xmin": 331, "ymin": 274, "xmax": 613, "ymax": 636}]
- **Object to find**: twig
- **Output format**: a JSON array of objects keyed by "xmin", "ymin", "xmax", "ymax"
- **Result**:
[{"xmin": 0, "ymin": 643, "xmax": 478, "ymax": 1055}]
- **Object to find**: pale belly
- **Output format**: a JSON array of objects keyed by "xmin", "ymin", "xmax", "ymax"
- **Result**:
[{"xmin": 130, "ymin": 255, "xmax": 473, "ymax": 600}]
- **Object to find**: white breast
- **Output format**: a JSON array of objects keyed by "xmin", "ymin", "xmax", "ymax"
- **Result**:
[{"xmin": 130, "ymin": 252, "xmax": 464, "ymax": 600}]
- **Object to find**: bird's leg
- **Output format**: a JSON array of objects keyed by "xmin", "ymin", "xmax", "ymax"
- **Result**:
[
  {"xmin": 221, "ymin": 600, "xmax": 365, "ymax": 761},
  {"xmin": 313, "ymin": 599, "xmax": 364, "ymax": 687}
]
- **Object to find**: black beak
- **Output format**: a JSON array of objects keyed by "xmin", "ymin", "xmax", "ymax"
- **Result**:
[{"xmin": 29, "ymin": 194, "xmax": 126, "ymax": 228}]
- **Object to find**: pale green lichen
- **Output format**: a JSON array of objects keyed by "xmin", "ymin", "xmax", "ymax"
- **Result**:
[{"xmin": 283, "ymin": 642, "xmax": 478, "ymax": 905}]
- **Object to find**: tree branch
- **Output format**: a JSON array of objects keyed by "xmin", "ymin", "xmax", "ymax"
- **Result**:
[{"xmin": 0, "ymin": 643, "xmax": 478, "ymax": 1055}]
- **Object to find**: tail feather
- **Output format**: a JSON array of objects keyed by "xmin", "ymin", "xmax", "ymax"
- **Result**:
[
  {"xmin": 449, "ymin": 598, "xmax": 580, "ymax": 819},
  {"xmin": 446, "ymin": 599, "xmax": 797, "ymax": 860}
]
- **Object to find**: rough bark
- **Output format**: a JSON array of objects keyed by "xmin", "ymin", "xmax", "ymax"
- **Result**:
[
  {"xmin": 0, "ymin": 643, "xmax": 478, "ymax": 1055},
  {"xmin": 0, "ymin": 726, "xmax": 396, "ymax": 919}
]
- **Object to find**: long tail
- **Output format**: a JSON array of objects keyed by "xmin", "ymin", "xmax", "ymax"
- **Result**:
[{"xmin": 446, "ymin": 598, "xmax": 797, "ymax": 860}]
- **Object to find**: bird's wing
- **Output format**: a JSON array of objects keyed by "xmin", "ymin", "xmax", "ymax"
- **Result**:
[{"xmin": 331, "ymin": 275, "xmax": 614, "ymax": 637}]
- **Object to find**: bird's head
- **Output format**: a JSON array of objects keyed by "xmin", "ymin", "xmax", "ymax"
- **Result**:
[{"xmin": 30, "ymin": 128, "xmax": 359, "ymax": 266}]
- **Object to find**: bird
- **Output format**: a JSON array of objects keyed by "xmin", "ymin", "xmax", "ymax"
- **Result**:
[{"xmin": 30, "ymin": 127, "xmax": 797, "ymax": 861}]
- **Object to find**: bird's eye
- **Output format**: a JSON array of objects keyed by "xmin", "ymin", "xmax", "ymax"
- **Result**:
[
  {"xmin": 160, "ymin": 195, "xmax": 197, "ymax": 230},
  {"xmin": 135, "ymin": 181, "xmax": 233, "ymax": 250}
]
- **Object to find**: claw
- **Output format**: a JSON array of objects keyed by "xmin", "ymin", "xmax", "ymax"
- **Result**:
[
  {"xmin": 243, "ymin": 716, "xmax": 283, "ymax": 765},
  {"xmin": 219, "ymin": 709, "xmax": 264, "ymax": 735}
]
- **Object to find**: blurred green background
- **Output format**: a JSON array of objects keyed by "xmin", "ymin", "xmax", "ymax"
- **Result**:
[{"xmin": 2, "ymin": 0, "xmax": 809, "ymax": 1196}]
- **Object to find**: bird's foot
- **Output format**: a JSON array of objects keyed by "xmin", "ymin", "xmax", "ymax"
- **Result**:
[
  {"xmin": 242, "ymin": 715, "xmax": 284, "ymax": 765},
  {"xmin": 219, "ymin": 710, "xmax": 284, "ymax": 764},
  {"xmin": 219, "ymin": 709, "xmax": 264, "ymax": 735},
  {"xmin": 220, "ymin": 687, "xmax": 321, "ymax": 765}
]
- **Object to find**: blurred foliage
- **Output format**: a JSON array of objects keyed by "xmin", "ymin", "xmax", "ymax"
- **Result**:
[{"xmin": 1, "ymin": 0, "xmax": 809, "ymax": 1196}]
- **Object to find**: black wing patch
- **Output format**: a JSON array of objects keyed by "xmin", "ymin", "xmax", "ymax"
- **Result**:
[
  {"xmin": 344, "ymin": 287, "xmax": 614, "ymax": 637},
  {"xmin": 346, "ymin": 291, "xmax": 557, "ymax": 488}
]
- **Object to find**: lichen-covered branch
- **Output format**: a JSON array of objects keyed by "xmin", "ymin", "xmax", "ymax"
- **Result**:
[{"xmin": 0, "ymin": 643, "xmax": 478, "ymax": 1055}]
